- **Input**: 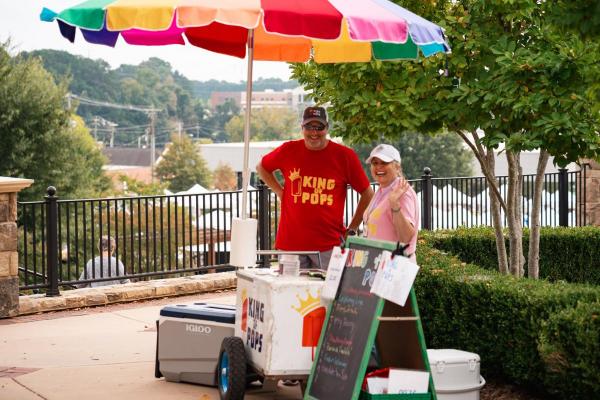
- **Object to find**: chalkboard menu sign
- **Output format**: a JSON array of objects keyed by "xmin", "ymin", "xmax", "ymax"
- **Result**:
[{"xmin": 305, "ymin": 237, "xmax": 394, "ymax": 400}]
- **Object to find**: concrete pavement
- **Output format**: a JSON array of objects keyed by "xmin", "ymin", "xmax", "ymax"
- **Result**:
[{"xmin": 0, "ymin": 292, "xmax": 303, "ymax": 400}]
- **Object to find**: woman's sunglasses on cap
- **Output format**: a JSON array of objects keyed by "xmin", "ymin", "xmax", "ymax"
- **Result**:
[{"xmin": 303, "ymin": 123, "xmax": 327, "ymax": 131}]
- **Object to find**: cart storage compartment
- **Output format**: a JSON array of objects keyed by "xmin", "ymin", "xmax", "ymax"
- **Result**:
[
  {"xmin": 427, "ymin": 349, "xmax": 485, "ymax": 400},
  {"xmin": 157, "ymin": 302, "xmax": 235, "ymax": 386}
]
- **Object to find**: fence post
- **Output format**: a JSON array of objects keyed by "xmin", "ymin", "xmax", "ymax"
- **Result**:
[
  {"xmin": 45, "ymin": 186, "xmax": 60, "ymax": 297},
  {"xmin": 257, "ymin": 182, "xmax": 271, "ymax": 268},
  {"xmin": 421, "ymin": 168, "xmax": 433, "ymax": 230},
  {"xmin": 558, "ymin": 168, "xmax": 568, "ymax": 227}
]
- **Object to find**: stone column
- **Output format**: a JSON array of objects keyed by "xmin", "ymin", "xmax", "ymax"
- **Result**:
[
  {"xmin": 584, "ymin": 160, "xmax": 600, "ymax": 226},
  {"xmin": 0, "ymin": 177, "xmax": 33, "ymax": 317}
]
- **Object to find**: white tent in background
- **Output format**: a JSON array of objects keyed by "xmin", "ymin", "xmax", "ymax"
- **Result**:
[
  {"xmin": 471, "ymin": 188, "xmax": 489, "ymax": 207},
  {"xmin": 196, "ymin": 210, "xmax": 232, "ymax": 230},
  {"xmin": 541, "ymin": 190, "xmax": 557, "ymax": 210},
  {"xmin": 568, "ymin": 191, "xmax": 577, "ymax": 210},
  {"xmin": 184, "ymin": 183, "xmax": 211, "ymax": 194},
  {"xmin": 441, "ymin": 184, "xmax": 470, "ymax": 207}
]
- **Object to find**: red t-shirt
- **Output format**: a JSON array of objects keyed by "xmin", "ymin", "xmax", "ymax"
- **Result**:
[{"xmin": 261, "ymin": 139, "xmax": 370, "ymax": 251}]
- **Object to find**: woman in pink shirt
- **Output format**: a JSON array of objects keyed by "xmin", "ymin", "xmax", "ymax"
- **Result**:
[{"xmin": 362, "ymin": 144, "xmax": 420, "ymax": 262}]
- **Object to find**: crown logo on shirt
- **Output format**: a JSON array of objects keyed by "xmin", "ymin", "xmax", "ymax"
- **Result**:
[{"xmin": 289, "ymin": 168, "xmax": 300, "ymax": 181}]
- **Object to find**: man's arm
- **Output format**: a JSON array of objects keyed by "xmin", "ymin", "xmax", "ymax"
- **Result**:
[
  {"xmin": 256, "ymin": 161, "xmax": 283, "ymax": 199},
  {"xmin": 347, "ymin": 186, "xmax": 374, "ymax": 231}
]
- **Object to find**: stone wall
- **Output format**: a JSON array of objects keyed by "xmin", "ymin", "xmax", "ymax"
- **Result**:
[
  {"xmin": 585, "ymin": 160, "xmax": 600, "ymax": 226},
  {"xmin": 0, "ymin": 178, "xmax": 33, "ymax": 317},
  {"xmin": 17, "ymin": 272, "xmax": 237, "ymax": 316}
]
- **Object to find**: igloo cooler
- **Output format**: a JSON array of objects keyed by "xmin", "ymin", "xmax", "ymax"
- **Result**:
[
  {"xmin": 427, "ymin": 349, "xmax": 486, "ymax": 400},
  {"xmin": 155, "ymin": 302, "xmax": 235, "ymax": 386}
]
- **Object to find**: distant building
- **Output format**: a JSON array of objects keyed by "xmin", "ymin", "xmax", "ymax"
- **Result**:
[
  {"xmin": 209, "ymin": 91, "xmax": 241, "ymax": 110},
  {"xmin": 210, "ymin": 87, "xmax": 313, "ymax": 114},
  {"xmin": 199, "ymin": 141, "xmax": 286, "ymax": 187},
  {"xmin": 102, "ymin": 147, "xmax": 163, "ymax": 187}
]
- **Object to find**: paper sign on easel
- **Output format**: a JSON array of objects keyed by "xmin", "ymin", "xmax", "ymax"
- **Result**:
[
  {"xmin": 388, "ymin": 369, "xmax": 430, "ymax": 394},
  {"xmin": 370, "ymin": 255, "xmax": 419, "ymax": 306},
  {"xmin": 321, "ymin": 246, "xmax": 349, "ymax": 300}
]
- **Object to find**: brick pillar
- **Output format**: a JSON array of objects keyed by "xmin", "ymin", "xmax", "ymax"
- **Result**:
[
  {"xmin": 584, "ymin": 160, "xmax": 600, "ymax": 226},
  {"xmin": 0, "ymin": 177, "xmax": 33, "ymax": 318}
]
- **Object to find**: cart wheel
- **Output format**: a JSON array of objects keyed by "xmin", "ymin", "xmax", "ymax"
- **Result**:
[{"xmin": 218, "ymin": 336, "xmax": 247, "ymax": 400}]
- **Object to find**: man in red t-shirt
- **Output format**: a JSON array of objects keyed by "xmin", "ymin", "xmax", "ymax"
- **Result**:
[{"xmin": 257, "ymin": 106, "xmax": 374, "ymax": 269}]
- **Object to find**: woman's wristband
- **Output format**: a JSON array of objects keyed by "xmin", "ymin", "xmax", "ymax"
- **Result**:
[{"xmin": 391, "ymin": 207, "xmax": 401, "ymax": 213}]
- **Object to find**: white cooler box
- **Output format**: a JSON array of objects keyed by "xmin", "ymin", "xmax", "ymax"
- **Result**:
[
  {"xmin": 427, "ymin": 349, "xmax": 486, "ymax": 400},
  {"xmin": 235, "ymin": 269, "xmax": 325, "ymax": 377},
  {"xmin": 156, "ymin": 303, "xmax": 235, "ymax": 386}
]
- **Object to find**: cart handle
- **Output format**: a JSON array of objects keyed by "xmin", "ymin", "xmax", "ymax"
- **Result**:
[{"xmin": 256, "ymin": 250, "xmax": 322, "ymax": 268}]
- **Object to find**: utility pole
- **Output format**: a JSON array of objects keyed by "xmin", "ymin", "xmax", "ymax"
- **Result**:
[
  {"xmin": 92, "ymin": 116, "xmax": 99, "ymax": 141},
  {"xmin": 178, "ymin": 121, "xmax": 183, "ymax": 139},
  {"xmin": 108, "ymin": 122, "xmax": 118, "ymax": 148},
  {"xmin": 149, "ymin": 112, "xmax": 156, "ymax": 183}
]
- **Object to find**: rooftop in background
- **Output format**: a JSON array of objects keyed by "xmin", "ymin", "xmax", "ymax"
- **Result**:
[
  {"xmin": 103, "ymin": 147, "xmax": 163, "ymax": 167},
  {"xmin": 199, "ymin": 141, "xmax": 286, "ymax": 173}
]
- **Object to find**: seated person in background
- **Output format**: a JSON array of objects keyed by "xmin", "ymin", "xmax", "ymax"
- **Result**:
[
  {"xmin": 362, "ymin": 144, "xmax": 419, "ymax": 263},
  {"xmin": 77, "ymin": 236, "xmax": 130, "ymax": 288}
]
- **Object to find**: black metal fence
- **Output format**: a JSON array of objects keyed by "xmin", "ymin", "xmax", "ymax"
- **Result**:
[{"xmin": 17, "ymin": 167, "xmax": 586, "ymax": 293}]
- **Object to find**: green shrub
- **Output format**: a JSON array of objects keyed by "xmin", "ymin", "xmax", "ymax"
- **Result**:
[
  {"xmin": 423, "ymin": 226, "xmax": 600, "ymax": 284},
  {"xmin": 538, "ymin": 301, "xmax": 600, "ymax": 398},
  {"xmin": 415, "ymin": 242, "xmax": 600, "ymax": 399}
]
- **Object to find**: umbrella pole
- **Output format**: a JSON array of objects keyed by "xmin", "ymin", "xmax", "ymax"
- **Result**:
[{"xmin": 241, "ymin": 29, "xmax": 255, "ymax": 220}]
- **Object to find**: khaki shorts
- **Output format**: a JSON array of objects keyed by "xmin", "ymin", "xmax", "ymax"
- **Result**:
[{"xmin": 299, "ymin": 248, "xmax": 333, "ymax": 270}]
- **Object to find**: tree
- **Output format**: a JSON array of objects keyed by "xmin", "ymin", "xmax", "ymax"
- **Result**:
[
  {"xmin": 225, "ymin": 107, "xmax": 299, "ymax": 142},
  {"xmin": 205, "ymin": 99, "xmax": 240, "ymax": 142},
  {"xmin": 351, "ymin": 130, "xmax": 473, "ymax": 180},
  {"xmin": 547, "ymin": 1, "xmax": 600, "ymax": 39},
  {"xmin": 292, "ymin": 0, "xmax": 600, "ymax": 278},
  {"xmin": 111, "ymin": 175, "xmax": 167, "ymax": 196},
  {"xmin": 155, "ymin": 134, "xmax": 212, "ymax": 191},
  {"xmin": 213, "ymin": 163, "xmax": 237, "ymax": 191},
  {"xmin": 0, "ymin": 43, "xmax": 110, "ymax": 201}
]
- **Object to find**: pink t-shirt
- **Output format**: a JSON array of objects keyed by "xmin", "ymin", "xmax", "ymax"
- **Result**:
[{"xmin": 362, "ymin": 179, "xmax": 419, "ymax": 262}]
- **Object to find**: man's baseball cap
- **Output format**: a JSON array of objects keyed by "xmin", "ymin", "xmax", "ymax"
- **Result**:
[
  {"xmin": 365, "ymin": 144, "xmax": 401, "ymax": 164},
  {"xmin": 302, "ymin": 106, "xmax": 328, "ymax": 125}
]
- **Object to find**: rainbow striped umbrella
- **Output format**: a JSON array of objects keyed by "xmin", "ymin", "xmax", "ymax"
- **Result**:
[
  {"xmin": 41, "ymin": 0, "xmax": 449, "ymax": 62},
  {"xmin": 41, "ymin": 0, "xmax": 450, "ymax": 220}
]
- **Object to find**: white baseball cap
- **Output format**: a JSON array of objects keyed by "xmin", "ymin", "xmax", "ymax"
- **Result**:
[{"xmin": 365, "ymin": 144, "xmax": 401, "ymax": 164}]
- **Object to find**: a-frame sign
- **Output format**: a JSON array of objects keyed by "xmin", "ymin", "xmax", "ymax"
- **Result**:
[{"xmin": 304, "ymin": 236, "xmax": 437, "ymax": 400}]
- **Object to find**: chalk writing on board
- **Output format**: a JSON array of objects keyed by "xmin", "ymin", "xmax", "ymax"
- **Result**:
[{"xmin": 308, "ymin": 243, "xmax": 382, "ymax": 400}]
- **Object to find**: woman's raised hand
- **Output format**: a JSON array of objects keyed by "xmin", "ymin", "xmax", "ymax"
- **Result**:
[{"xmin": 388, "ymin": 177, "xmax": 409, "ymax": 210}]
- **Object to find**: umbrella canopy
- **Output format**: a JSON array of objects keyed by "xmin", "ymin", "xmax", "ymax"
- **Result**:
[
  {"xmin": 41, "ymin": 0, "xmax": 450, "ymax": 219},
  {"xmin": 41, "ymin": 0, "xmax": 449, "ymax": 62}
]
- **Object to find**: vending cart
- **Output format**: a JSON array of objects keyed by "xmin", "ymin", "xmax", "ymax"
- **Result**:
[{"xmin": 217, "ymin": 267, "xmax": 326, "ymax": 400}]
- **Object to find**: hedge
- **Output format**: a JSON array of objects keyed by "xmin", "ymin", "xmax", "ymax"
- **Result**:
[
  {"xmin": 424, "ymin": 226, "xmax": 600, "ymax": 284},
  {"xmin": 415, "ymin": 241, "xmax": 600, "ymax": 399}
]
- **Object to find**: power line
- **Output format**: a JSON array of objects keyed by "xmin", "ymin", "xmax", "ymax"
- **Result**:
[
  {"xmin": 67, "ymin": 93, "xmax": 162, "ymax": 113},
  {"xmin": 67, "ymin": 93, "xmax": 161, "ymax": 179}
]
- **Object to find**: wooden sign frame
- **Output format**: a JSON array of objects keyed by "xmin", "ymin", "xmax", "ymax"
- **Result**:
[{"xmin": 304, "ymin": 236, "xmax": 437, "ymax": 400}]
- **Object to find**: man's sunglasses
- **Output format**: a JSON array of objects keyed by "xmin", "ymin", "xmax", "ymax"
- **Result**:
[{"xmin": 303, "ymin": 123, "xmax": 327, "ymax": 131}]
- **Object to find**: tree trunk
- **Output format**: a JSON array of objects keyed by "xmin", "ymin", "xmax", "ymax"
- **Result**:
[
  {"xmin": 485, "ymin": 152, "xmax": 509, "ymax": 274},
  {"xmin": 527, "ymin": 150, "xmax": 550, "ymax": 279},
  {"xmin": 506, "ymin": 151, "xmax": 524, "ymax": 277},
  {"xmin": 457, "ymin": 129, "xmax": 508, "ymax": 274}
]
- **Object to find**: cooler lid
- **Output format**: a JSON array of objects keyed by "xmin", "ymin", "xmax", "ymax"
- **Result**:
[
  {"xmin": 427, "ymin": 349, "xmax": 480, "ymax": 365},
  {"xmin": 160, "ymin": 302, "xmax": 236, "ymax": 323}
]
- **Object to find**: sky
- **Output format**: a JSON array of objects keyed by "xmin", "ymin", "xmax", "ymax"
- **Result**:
[{"xmin": 1, "ymin": 1, "xmax": 293, "ymax": 83}]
